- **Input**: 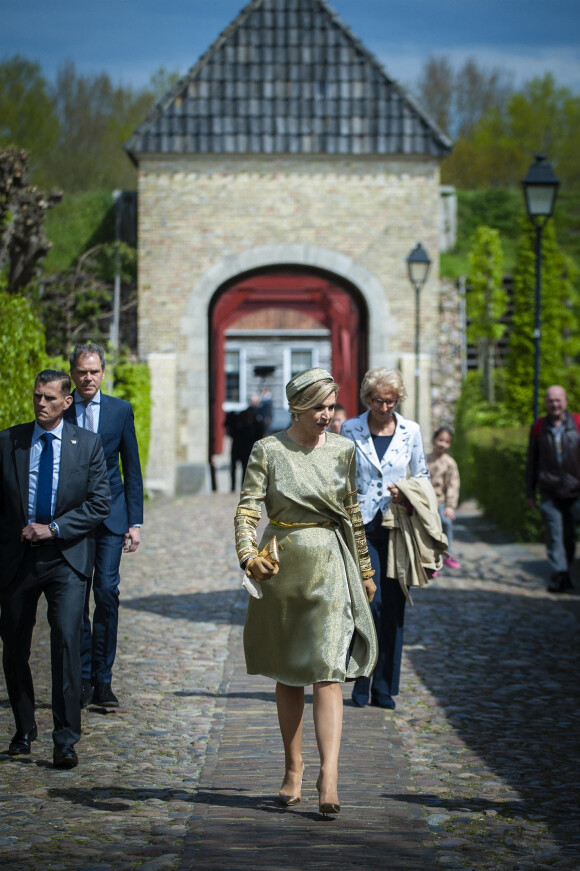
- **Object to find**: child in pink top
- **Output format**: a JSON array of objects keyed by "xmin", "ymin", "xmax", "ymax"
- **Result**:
[{"xmin": 427, "ymin": 426, "xmax": 461, "ymax": 570}]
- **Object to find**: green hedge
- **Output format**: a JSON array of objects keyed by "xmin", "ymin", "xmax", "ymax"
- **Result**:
[
  {"xmin": 0, "ymin": 288, "xmax": 51, "ymax": 429},
  {"xmin": 112, "ymin": 358, "xmax": 151, "ymax": 483},
  {"xmin": 0, "ymin": 288, "xmax": 150, "ymax": 498},
  {"xmin": 454, "ymin": 425, "xmax": 543, "ymax": 541}
]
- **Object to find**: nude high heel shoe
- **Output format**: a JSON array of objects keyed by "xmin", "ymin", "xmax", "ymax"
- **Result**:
[
  {"xmin": 316, "ymin": 773, "xmax": 341, "ymax": 816},
  {"xmin": 278, "ymin": 765, "xmax": 304, "ymax": 806}
]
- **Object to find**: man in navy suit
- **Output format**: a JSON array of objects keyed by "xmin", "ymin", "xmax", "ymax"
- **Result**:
[
  {"xmin": 67, "ymin": 344, "xmax": 144, "ymax": 708},
  {"xmin": 0, "ymin": 370, "xmax": 111, "ymax": 768}
]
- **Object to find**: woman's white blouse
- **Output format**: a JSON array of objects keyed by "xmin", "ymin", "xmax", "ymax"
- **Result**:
[{"xmin": 341, "ymin": 410, "xmax": 429, "ymax": 525}]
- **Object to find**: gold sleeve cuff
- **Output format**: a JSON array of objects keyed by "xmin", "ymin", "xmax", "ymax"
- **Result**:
[
  {"xmin": 344, "ymin": 490, "xmax": 374, "ymax": 580},
  {"xmin": 235, "ymin": 506, "xmax": 261, "ymax": 569}
]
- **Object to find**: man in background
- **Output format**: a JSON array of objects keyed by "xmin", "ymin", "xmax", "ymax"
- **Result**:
[
  {"xmin": 0, "ymin": 370, "xmax": 110, "ymax": 768},
  {"xmin": 329, "ymin": 403, "xmax": 347, "ymax": 434},
  {"xmin": 67, "ymin": 344, "xmax": 143, "ymax": 707},
  {"xmin": 229, "ymin": 394, "xmax": 264, "ymax": 491},
  {"xmin": 526, "ymin": 384, "xmax": 580, "ymax": 593}
]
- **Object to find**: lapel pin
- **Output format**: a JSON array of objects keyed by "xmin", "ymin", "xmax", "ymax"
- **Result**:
[{"xmin": 71, "ymin": 439, "xmax": 77, "ymax": 444}]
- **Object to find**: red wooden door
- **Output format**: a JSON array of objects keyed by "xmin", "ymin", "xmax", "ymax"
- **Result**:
[{"xmin": 209, "ymin": 270, "xmax": 366, "ymax": 456}]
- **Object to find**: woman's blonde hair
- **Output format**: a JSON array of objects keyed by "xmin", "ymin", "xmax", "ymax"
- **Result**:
[{"xmin": 360, "ymin": 368, "xmax": 407, "ymax": 408}]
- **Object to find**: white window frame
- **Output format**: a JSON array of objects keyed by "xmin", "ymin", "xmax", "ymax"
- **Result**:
[
  {"xmin": 283, "ymin": 345, "xmax": 319, "ymax": 387},
  {"xmin": 223, "ymin": 345, "xmax": 247, "ymax": 412}
]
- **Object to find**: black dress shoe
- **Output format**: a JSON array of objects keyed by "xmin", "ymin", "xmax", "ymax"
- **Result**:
[
  {"xmin": 53, "ymin": 746, "xmax": 79, "ymax": 769},
  {"xmin": 371, "ymin": 694, "xmax": 397, "ymax": 710},
  {"xmin": 548, "ymin": 572, "xmax": 574, "ymax": 593},
  {"xmin": 80, "ymin": 679, "xmax": 94, "ymax": 708},
  {"xmin": 92, "ymin": 682, "xmax": 119, "ymax": 707},
  {"xmin": 8, "ymin": 724, "xmax": 38, "ymax": 756},
  {"xmin": 351, "ymin": 677, "xmax": 370, "ymax": 707}
]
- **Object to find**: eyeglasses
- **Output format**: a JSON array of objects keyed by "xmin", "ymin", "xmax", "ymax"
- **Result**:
[{"xmin": 371, "ymin": 397, "xmax": 397, "ymax": 408}]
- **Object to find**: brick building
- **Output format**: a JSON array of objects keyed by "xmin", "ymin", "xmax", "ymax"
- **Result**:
[{"xmin": 126, "ymin": 0, "xmax": 453, "ymax": 495}]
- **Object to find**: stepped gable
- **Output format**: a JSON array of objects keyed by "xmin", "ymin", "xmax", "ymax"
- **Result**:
[{"xmin": 126, "ymin": 0, "xmax": 452, "ymax": 160}]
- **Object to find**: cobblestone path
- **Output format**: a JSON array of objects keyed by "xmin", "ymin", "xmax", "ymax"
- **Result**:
[{"xmin": 1, "ymin": 495, "xmax": 578, "ymax": 870}]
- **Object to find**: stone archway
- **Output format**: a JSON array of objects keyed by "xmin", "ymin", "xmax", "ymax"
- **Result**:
[
  {"xmin": 169, "ymin": 245, "xmax": 394, "ymax": 494},
  {"xmin": 209, "ymin": 268, "xmax": 368, "ymax": 456}
]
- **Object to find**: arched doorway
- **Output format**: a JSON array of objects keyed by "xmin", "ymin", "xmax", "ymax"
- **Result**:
[{"xmin": 209, "ymin": 267, "xmax": 368, "ymax": 457}]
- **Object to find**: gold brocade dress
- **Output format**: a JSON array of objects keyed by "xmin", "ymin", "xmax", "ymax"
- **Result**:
[{"xmin": 235, "ymin": 431, "xmax": 378, "ymax": 686}]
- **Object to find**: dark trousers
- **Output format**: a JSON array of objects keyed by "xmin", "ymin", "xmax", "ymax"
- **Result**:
[
  {"xmin": 231, "ymin": 455, "xmax": 250, "ymax": 492},
  {"xmin": 355, "ymin": 511, "xmax": 406, "ymax": 700},
  {"xmin": 539, "ymin": 494, "xmax": 580, "ymax": 575},
  {"xmin": 0, "ymin": 544, "xmax": 87, "ymax": 749},
  {"xmin": 81, "ymin": 526, "xmax": 124, "ymax": 684}
]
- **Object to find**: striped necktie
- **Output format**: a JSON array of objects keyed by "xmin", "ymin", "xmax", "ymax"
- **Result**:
[{"xmin": 36, "ymin": 432, "xmax": 55, "ymax": 524}]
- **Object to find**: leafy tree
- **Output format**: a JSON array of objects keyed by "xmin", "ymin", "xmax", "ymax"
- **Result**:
[
  {"xmin": 0, "ymin": 146, "xmax": 62, "ymax": 293},
  {"xmin": 0, "ymin": 280, "xmax": 50, "ymax": 429},
  {"xmin": 40, "ymin": 242, "xmax": 137, "ymax": 357},
  {"xmin": 146, "ymin": 68, "xmax": 181, "ymax": 102},
  {"xmin": 113, "ymin": 353, "xmax": 151, "ymax": 476},
  {"xmin": 508, "ymin": 75, "xmax": 572, "ymax": 172},
  {"xmin": 44, "ymin": 64, "xmax": 180, "ymax": 192},
  {"xmin": 43, "ymin": 190, "xmax": 115, "ymax": 272},
  {"xmin": 456, "ymin": 189, "xmax": 524, "ymax": 247},
  {"xmin": 505, "ymin": 217, "xmax": 580, "ymax": 422},
  {"xmin": 442, "ymin": 73, "xmax": 580, "ymax": 191},
  {"xmin": 467, "ymin": 227, "xmax": 507, "ymax": 402},
  {"xmin": 557, "ymin": 96, "xmax": 580, "ymax": 188},
  {"xmin": 0, "ymin": 56, "xmax": 60, "ymax": 185},
  {"xmin": 0, "ymin": 57, "xmax": 181, "ymax": 193}
]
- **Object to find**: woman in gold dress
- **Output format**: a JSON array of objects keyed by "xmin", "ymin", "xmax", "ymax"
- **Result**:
[{"xmin": 234, "ymin": 368, "xmax": 377, "ymax": 816}]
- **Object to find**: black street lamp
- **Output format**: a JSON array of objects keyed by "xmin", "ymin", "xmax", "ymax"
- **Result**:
[
  {"xmin": 406, "ymin": 242, "xmax": 432, "ymax": 422},
  {"xmin": 521, "ymin": 154, "xmax": 560, "ymax": 421}
]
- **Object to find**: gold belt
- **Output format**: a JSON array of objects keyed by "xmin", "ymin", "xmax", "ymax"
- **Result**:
[{"xmin": 270, "ymin": 520, "xmax": 336, "ymax": 528}]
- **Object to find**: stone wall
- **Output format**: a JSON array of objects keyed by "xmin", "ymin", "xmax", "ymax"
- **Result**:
[
  {"xmin": 138, "ymin": 153, "xmax": 444, "ymax": 493},
  {"xmin": 431, "ymin": 278, "xmax": 464, "ymax": 434}
]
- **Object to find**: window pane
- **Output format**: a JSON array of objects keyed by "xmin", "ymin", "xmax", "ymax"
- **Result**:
[
  {"xmin": 291, "ymin": 350, "xmax": 312, "ymax": 376},
  {"xmin": 225, "ymin": 350, "xmax": 240, "ymax": 401}
]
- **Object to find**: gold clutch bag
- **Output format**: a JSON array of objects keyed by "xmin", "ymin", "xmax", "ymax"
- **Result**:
[
  {"xmin": 242, "ymin": 536, "xmax": 280, "ymax": 599},
  {"xmin": 258, "ymin": 536, "xmax": 279, "ymax": 565}
]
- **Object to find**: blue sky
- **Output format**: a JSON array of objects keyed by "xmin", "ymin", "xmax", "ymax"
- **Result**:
[{"xmin": 2, "ymin": 0, "xmax": 579, "ymax": 95}]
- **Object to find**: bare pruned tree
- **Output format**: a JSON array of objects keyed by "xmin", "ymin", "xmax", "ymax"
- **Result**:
[
  {"xmin": 0, "ymin": 146, "xmax": 62, "ymax": 293},
  {"xmin": 416, "ymin": 56, "xmax": 455, "ymax": 136},
  {"xmin": 455, "ymin": 58, "xmax": 513, "ymax": 137},
  {"xmin": 416, "ymin": 55, "xmax": 513, "ymax": 140}
]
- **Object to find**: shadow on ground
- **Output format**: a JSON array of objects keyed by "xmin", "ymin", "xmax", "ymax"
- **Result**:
[
  {"xmin": 121, "ymin": 589, "xmax": 245, "ymax": 624},
  {"xmin": 405, "ymin": 519, "xmax": 580, "ymax": 854}
]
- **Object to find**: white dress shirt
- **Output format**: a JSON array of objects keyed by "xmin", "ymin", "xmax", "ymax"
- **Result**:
[
  {"xmin": 28, "ymin": 420, "xmax": 64, "ymax": 523},
  {"xmin": 74, "ymin": 390, "xmax": 101, "ymax": 431}
]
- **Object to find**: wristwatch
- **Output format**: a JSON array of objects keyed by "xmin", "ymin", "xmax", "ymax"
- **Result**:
[{"xmin": 48, "ymin": 521, "xmax": 59, "ymax": 538}]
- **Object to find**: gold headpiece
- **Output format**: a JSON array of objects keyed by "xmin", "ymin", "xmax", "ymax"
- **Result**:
[{"xmin": 286, "ymin": 368, "xmax": 334, "ymax": 403}]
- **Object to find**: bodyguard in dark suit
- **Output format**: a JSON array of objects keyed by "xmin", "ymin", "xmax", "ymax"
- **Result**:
[
  {"xmin": 66, "ymin": 344, "xmax": 143, "ymax": 708},
  {"xmin": 0, "ymin": 370, "xmax": 111, "ymax": 768}
]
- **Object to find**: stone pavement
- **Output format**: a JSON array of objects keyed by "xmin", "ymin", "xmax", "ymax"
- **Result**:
[{"xmin": 1, "ymin": 494, "xmax": 579, "ymax": 871}]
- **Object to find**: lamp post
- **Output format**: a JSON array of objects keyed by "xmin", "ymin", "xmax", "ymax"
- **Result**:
[
  {"xmin": 406, "ymin": 242, "xmax": 432, "ymax": 423},
  {"xmin": 521, "ymin": 154, "xmax": 560, "ymax": 421}
]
